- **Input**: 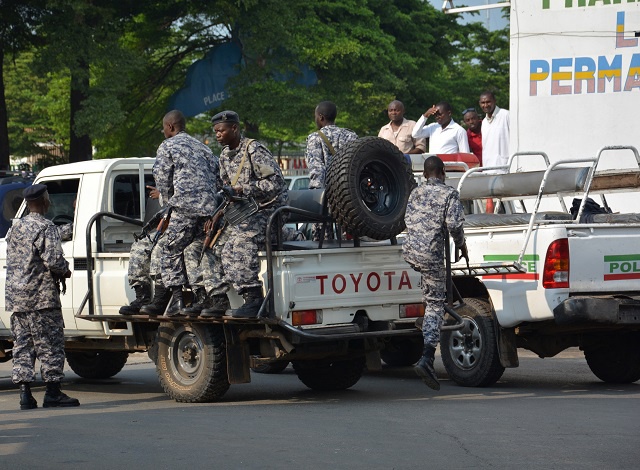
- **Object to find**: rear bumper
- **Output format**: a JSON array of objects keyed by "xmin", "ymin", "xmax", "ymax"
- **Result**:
[
  {"xmin": 281, "ymin": 320, "xmax": 420, "ymax": 344},
  {"xmin": 553, "ymin": 296, "xmax": 640, "ymax": 325}
]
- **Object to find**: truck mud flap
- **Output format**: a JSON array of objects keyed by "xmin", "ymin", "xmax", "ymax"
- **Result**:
[{"xmin": 223, "ymin": 324, "xmax": 251, "ymax": 384}]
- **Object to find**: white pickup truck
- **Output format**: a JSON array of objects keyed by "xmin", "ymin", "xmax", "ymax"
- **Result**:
[
  {"xmin": 434, "ymin": 146, "xmax": 640, "ymax": 387},
  {"xmin": 0, "ymin": 138, "xmax": 461, "ymax": 402}
]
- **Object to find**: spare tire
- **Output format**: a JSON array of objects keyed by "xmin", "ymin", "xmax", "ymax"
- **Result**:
[{"xmin": 326, "ymin": 136, "xmax": 416, "ymax": 240}]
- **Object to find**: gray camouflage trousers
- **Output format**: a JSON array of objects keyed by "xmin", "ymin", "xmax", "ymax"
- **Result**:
[
  {"xmin": 128, "ymin": 232, "xmax": 166, "ymax": 286},
  {"xmin": 420, "ymin": 268, "xmax": 446, "ymax": 348},
  {"xmin": 128, "ymin": 229, "xmax": 209, "ymax": 299},
  {"xmin": 161, "ymin": 211, "xmax": 206, "ymax": 288},
  {"xmin": 207, "ymin": 211, "xmax": 271, "ymax": 294},
  {"xmin": 183, "ymin": 237, "xmax": 217, "ymax": 293},
  {"xmin": 10, "ymin": 308, "xmax": 65, "ymax": 384}
]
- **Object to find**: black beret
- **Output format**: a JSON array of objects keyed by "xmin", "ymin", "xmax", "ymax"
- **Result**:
[
  {"xmin": 23, "ymin": 184, "xmax": 48, "ymax": 201},
  {"xmin": 211, "ymin": 110, "xmax": 240, "ymax": 126}
]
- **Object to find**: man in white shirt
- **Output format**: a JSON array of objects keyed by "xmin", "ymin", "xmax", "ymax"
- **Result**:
[
  {"xmin": 378, "ymin": 100, "xmax": 426, "ymax": 154},
  {"xmin": 412, "ymin": 101, "xmax": 470, "ymax": 154},
  {"xmin": 479, "ymin": 91, "xmax": 510, "ymax": 171}
]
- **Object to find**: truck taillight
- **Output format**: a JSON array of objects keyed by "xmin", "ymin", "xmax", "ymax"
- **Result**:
[
  {"xmin": 400, "ymin": 303, "xmax": 424, "ymax": 318},
  {"xmin": 292, "ymin": 310, "xmax": 322, "ymax": 326},
  {"xmin": 543, "ymin": 238, "xmax": 569, "ymax": 289}
]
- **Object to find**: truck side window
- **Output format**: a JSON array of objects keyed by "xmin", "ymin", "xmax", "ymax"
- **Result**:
[
  {"xmin": 113, "ymin": 174, "xmax": 154, "ymax": 220},
  {"xmin": 41, "ymin": 179, "xmax": 80, "ymax": 227}
]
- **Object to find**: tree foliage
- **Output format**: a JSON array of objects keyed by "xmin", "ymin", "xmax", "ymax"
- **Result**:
[{"xmin": 2, "ymin": 0, "xmax": 510, "ymax": 168}]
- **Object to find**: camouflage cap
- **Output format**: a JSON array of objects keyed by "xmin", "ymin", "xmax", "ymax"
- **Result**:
[
  {"xmin": 23, "ymin": 184, "xmax": 48, "ymax": 201},
  {"xmin": 211, "ymin": 110, "xmax": 240, "ymax": 126}
]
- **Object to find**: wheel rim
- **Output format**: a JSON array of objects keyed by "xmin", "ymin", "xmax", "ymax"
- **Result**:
[
  {"xmin": 448, "ymin": 317, "xmax": 483, "ymax": 370},
  {"xmin": 358, "ymin": 160, "xmax": 399, "ymax": 216},
  {"xmin": 168, "ymin": 326, "xmax": 203, "ymax": 385}
]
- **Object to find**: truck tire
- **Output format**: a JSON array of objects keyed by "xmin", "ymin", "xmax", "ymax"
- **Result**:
[
  {"xmin": 381, "ymin": 338, "xmax": 423, "ymax": 367},
  {"xmin": 584, "ymin": 336, "xmax": 640, "ymax": 383},
  {"xmin": 156, "ymin": 322, "xmax": 230, "ymax": 403},
  {"xmin": 66, "ymin": 351, "xmax": 129, "ymax": 379},
  {"xmin": 326, "ymin": 136, "xmax": 416, "ymax": 240},
  {"xmin": 251, "ymin": 361, "xmax": 290, "ymax": 374},
  {"xmin": 440, "ymin": 298, "xmax": 505, "ymax": 387},
  {"xmin": 292, "ymin": 357, "xmax": 365, "ymax": 391}
]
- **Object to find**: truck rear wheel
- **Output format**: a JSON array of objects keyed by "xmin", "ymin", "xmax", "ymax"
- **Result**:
[
  {"xmin": 381, "ymin": 338, "xmax": 423, "ymax": 366},
  {"xmin": 326, "ymin": 136, "xmax": 416, "ymax": 240},
  {"xmin": 156, "ymin": 322, "xmax": 230, "ymax": 402},
  {"xmin": 66, "ymin": 351, "xmax": 129, "ymax": 379},
  {"xmin": 292, "ymin": 357, "xmax": 365, "ymax": 391},
  {"xmin": 440, "ymin": 298, "xmax": 505, "ymax": 387},
  {"xmin": 584, "ymin": 336, "xmax": 640, "ymax": 383}
]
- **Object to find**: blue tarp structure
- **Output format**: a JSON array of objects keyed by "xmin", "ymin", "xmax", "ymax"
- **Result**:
[
  {"xmin": 169, "ymin": 42, "xmax": 243, "ymax": 117},
  {"xmin": 169, "ymin": 41, "xmax": 317, "ymax": 117},
  {"xmin": 0, "ymin": 179, "xmax": 32, "ymax": 238}
]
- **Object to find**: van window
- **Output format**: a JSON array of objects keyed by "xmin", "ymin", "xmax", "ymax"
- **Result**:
[{"xmin": 112, "ymin": 174, "xmax": 155, "ymax": 220}]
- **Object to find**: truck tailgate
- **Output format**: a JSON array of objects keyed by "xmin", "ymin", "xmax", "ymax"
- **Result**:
[
  {"xmin": 568, "ymin": 224, "xmax": 640, "ymax": 293},
  {"xmin": 269, "ymin": 244, "xmax": 422, "ymax": 324}
]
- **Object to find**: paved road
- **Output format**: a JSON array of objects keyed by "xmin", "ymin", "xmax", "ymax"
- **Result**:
[{"xmin": 1, "ymin": 349, "xmax": 638, "ymax": 469}]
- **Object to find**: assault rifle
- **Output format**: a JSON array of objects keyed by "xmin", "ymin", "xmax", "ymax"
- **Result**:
[
  {"xmin": 134, "ymin": 206, "xmax": 172, "ymax": 251},
  {"xmin": 199, "ymin": 186, "xmax": 259, "ymax": 263}
]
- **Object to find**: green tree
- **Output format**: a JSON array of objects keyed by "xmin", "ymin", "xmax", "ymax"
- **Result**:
[
  {"xmin": 4, "ymin": 0, "xmax": 510, "ymax": 166},
  {"xmin": 214, "ymin": 0, "xmax": 463, "ymax": 150},
  {"xmin": 0, "ymin": 0, "xmax": 46, "ymax": 169}
]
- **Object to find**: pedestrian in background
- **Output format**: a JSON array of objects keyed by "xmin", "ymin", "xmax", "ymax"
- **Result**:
[
  {"xmin": 479, "ymin": 91, "xmax": 510, "ymax": 171},
  {"xmin": 412, "ymin": 101, "xmax": 470, "ymax": 154},
  {"xmin": 378, "ymin": 100, "xmax": 426, "ymax": 155},
  {"xmin": 462, "ymin": 107, "xmax": 483, "ymax": 165}
]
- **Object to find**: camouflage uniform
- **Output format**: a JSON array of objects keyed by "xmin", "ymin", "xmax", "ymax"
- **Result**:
[
  {"xmin": 183, "ymin": 237, "xmax": 215, "ymax": 293},
  {"xmin": 216, "ymin": 138, "xmax": 288, "ymax": 292},
  {"xmin": 305, "ymin": 124, "xmax": 358, "ymax": 190},
  {"xmin": 153, "ymin": 131, "xmax": 220, "ymax": 288},
  {"xmin": 305, "ymin": 125, "xmax": 357, "ymax": 240},
  {"xmin": 403, "ymin": 177, "xmax": 465, "ymax": 348},
  {"xmin": 5, "ymin": 213, "xmax": 70, "ymax": 384},
  {"xmin": 128, "ymin": 233, "xmax": 167, "ymax": 286}
]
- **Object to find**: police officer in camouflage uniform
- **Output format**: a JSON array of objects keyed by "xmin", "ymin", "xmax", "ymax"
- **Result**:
[
  {"xmin": 210, "ymin": 110, "xmax": 288, "ymax": 318},
  {"xmin": 120, "ymin": 186, "xmax": 170, "ymax": 315},
  {"xmin": 305, "ymin": 101, "xmax": 358, "ymax": 190},
  {"xmin": 153, "ymin": 110, "xmax": 221, "ymax": 316},
  {"xmin": 403, "ymin": 156, "xmax": 467, "ymax": 391},
  {"xmin": 305, "ymin": 101, "xmax": 357, "ymax": 240},
  {"xmin": 6, "ymin": 184, "xmax": 80, "ymax": 409}
]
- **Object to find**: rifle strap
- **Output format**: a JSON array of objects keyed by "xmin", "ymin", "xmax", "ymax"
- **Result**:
[
  {"xmin": 317, "ymin": 130, "xmax": 336, "ymax": 156},
  {"xmin": 231, "ymin": 139, "xmax": 256, "ymax": 186}
]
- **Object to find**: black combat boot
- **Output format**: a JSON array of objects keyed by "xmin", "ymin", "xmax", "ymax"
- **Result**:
[
  {"xmin": 139, "ymin": 281, "xmax": 171, "ymax": 315},
  {"xmin": 43, "ymin": 382, "xmax": 80, "ymax": 408},
  {"xmin": 164, "ymin": 287, "xmax": 185, "ymax": 317},
  {"xmin": 414, "ymin": 345, "xmax": 440, "ymax": 391},
  {"xmin": 200, "ymin": 294, "xmax": 231, "ymax": 318},
  {"xmin": 119, "ymin": 283, "xmax": 152, "ymax": 315},
  {"xmin": 231, "ymin": 287, "xmax": 264, "ymax": 319},
  {"xmin": 180, "ymin": 287, "xmax": 208, "ymax": 316},
  {"xmin": 19, "ymin": 383, "xmax": 37, "ymax": 410}
]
